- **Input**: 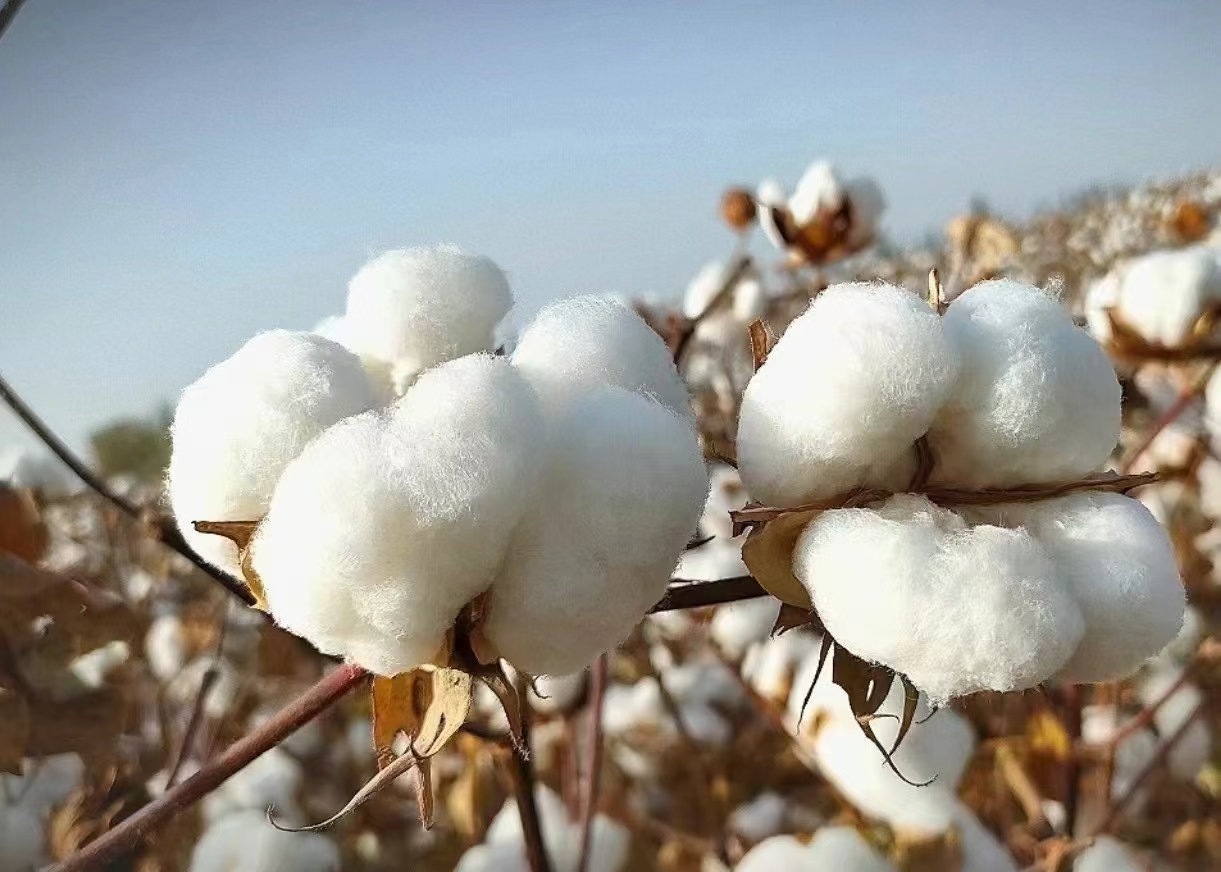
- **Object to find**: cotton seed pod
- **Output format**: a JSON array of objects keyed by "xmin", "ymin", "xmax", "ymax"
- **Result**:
[
  {"xmin": 720, "ymin": 187, "xmax": 757, "ymax": 231},
  {"xmin": 343, "ymin": 244, "xmax": 513, "ymax": 391},
  {"xmin": 973, "ymin": 493, "xmax": 1184, "ymax": 683},
  {"xmin": 511, "ymin": 295, "xmax": 692, "ymax": 416},
  {"xmin": 251, "ymin": 354, "xmax": 543, "ymax": 676},
  {"xmin": 1114, "ymin": 247, "xmax": 1221, "ymax": 347},
  {"xmin": 168, "ymin": 330, "xmax": 379, "ymax": 577},
  {"xmin": 737, "ymin": 282, "xmax": 959, "ymax": 507},
  {"xmin": 482, "ymin": 386, "xmax": 708, "ymax": 674},
  {"xmin": 736, "ymin": 829, "xmax": 896, "ymax": 872},
  {"xmin": 927, "ymin": 279, "xmax": 1121, "ymax": 488},
  {"xmin": 794, "ymin": 495, "xmax": 1084, "ymax": 701}
]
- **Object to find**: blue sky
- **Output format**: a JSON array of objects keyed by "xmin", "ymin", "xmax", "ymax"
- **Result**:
[{"xmin": 2, "ymin": 0, "xmax": 1220, "ymax": 455}]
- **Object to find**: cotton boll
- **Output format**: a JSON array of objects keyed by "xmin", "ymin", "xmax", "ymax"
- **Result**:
[
  {"xmin": 202, "ymin": 747, "xmax": 303, "ymax": 823},
  {"xmin": 2, "ymin": 754, "xmax": 84, "ymax": 816},
  {"xmin": 844, "ymin": 177, "xmax": 886, "ymax": 248},
  {"xmin": 737, "ymin": 282, "xmax": 959, "ymax": 507},
  {"xmin": 795, "ymin": 495, "xmax": 1084, "ymax": 701},
  {"xmin": 788, "ymin": 160, "xmax": 844, "ymax": 225},
  {"xmin": 677, "ymin": 538, "xmax": 748, "ymax": 581},
  {"xmin": 530, "ymin": 673, "xmax": 587, "ymax": 715},
  {"xmin": 710, "ymin": 598, "xmax": 781, "ymax": 661},
  {"xmin": 728, "ymin": 792, "xmax": 788, "ymax": 843},
  {"xmin": 977, "ymin": 494, "xmax": 1183, "ymax": 683},
  {"xmin": 0, "ymin": 805, "xmax": 45, "ymax": 872},
  {"xmin": 190, "ymin": 809, "xmax": 340, "ymax": 872},
  {"xmin": 1115, "ymin": 247, "xmax": 1221, "ymax": 347},
  {"xmin": 169, "ymin": 330, "xmax": 378, "ymax": 576},
  {"xmin": 145, "ymin": 614, "xmax": 186, "ymax": 682},
  {"xmin": 811, "ymin": 683, "xmax": 975, "ymax": 833},
  {"xmin": 252, "ymin": 355, "xmax": 543, "ymax": 676},
  {"xmin": 733, "ymin": 277, "xmax": 768, "ymax": 322},
  {"xmin": 511, "ymin": 296, "xmax": 691, "ymax": 416},
  {"xmin": 484, "ymin": 386, "xmax": 706, "ymax": 675},
  {"xmin": 342, "ymin": 245, "xmax": 513, "ymax": 388},
  {"xmin": 69, "ymin": 640, "xmax": 129, "ymax": 688},
  {"xmin": 1073, "ymin": 836, "xmax": 1143, "ymax": 872},
  {"xmin": 741, "ymin": 630, "xmax": 822, "ymax": 703},
  {"xmin": 928, "ymin": 280, "xmax": 1121, "ymax": 487},
  {"xmin": 736, "ymin": 829, "xmax": 895, "ymax": 872},
  {"xmin": 685, "ymin": 261, "xmax": 728, "ymax": 318}
]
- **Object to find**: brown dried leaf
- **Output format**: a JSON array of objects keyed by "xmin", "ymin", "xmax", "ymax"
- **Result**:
[
  {"xmin": 747, "ymin": 319, "xmax": 773, "ymax": 372},
  {"xmin": 0, "ymin": 687, "xmax": 30, "ymax": 774},
  {"xmin": 372, "ymin": 667, "xmax": 473, "ymax": 770},
  {"xmin": 0, "ymin": 554, "xmax": 138, "ymax": 649},
  {"xmin": 1025, "ymin": 708, "xmax": 1072, "ymax": 764},
  {"xmin": 25, "ymin": 690, "xmax": 128, "ymax": 766},
  {"xmin": 0, "ymin": 484, "xmax": 48, "ymax": 563},
  {"xmin": 192, "ymin": 520, "xmax": 267, "ymax": 609},
  {"xmin": 739, "ymin": 509, "xmax": 818, "ymax": 609},
  {"xmin": 772, "ymin": 603, "xmax": 819, "ymax": 636}
]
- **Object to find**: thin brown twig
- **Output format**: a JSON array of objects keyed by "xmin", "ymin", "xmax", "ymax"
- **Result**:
[
  {"xmin": 52, "ymin": 664, "xmax": 368, "ymax": 872},
  {"xmin": 651, "ymin": 576, "xmax": 767, "ymax": 613},
  {"xmin": 575, "ymin": 654, "xmax": 608, "ymax": 872},
  {"xmin": 165, "ymin": 606, "xmax": 231, "ymax": 787},
  {"xmin": 503, "ymin": 678, "xmax": 554, "ymax": 872},
  {"xmin": 0, "ymin": 373, "xmax": 255, "ymax": 605}
]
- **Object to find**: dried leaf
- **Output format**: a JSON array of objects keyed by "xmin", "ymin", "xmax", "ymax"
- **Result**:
[
  {"xmin": 372, "ymin": 667, "xmax": 473, "ymax": 769},
  {"xmin": 0, "ymin": 554, "xmax": 138, "ymax": 649},
  {"xmin": 192, "ymin": 520, "xmax": 267, "ymax": 609},
  {"xmin": 0, "ymin": 484, "xmax": 48, "ymax": 563},
  {"xmin": 24, "ymin": 690, "xmax": 128, "ymax": 766},
  {"xmin": 1026, "ymin": 708, "xmax": 1072, "ymax": 763},
  {"xmin": 739, "ymin": 509, "xmax": 819, "ymax": 609},
  {"xmin": 0, "ymin": 687, "xmax": 30, "ymax": 774},
  {"xmin": 747, "ymin": 319, "xmax": 773, "ymax": 371},
  {"xmin": 772, "ymin": 603, "xmax": 819, "ymax": 636},
  {"xmin": 890, "ymin": 676, "xmax": 921, "ymax": 756},
  {"xmin": 796, "ymin": 634, "xmax": 834, "ymax": 728},
  {"xmin": 270, "ymin": 748, "xmax": 421, "ymax": 833}
]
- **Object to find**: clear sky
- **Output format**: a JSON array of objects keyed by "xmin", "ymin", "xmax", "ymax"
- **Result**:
[{"xmin": 2, "ymin": 0, "xmax": 1220, "ymax": 456}]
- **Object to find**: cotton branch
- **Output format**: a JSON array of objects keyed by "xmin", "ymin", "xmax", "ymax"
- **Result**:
[
  {"xmin": 0, "ymin": 0, "xmax": 29, "ymax": 44},
  {"xmin": 575, "ymin": 654, "xmax": 608, "ymax": 872}
]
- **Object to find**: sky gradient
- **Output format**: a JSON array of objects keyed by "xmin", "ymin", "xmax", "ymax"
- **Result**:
[{"xmin": 2, "ymin": 0, "xmax": 1220, "ymax": 455}]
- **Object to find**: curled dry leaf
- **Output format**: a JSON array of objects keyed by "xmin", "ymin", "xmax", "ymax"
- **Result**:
[
  {"xmin": 0, "ymin": 483, "xmax": 48, "ymax": 563},
  {"xmin": 193, "ymin": 519, "xmax": 267, "ymax": 609}
]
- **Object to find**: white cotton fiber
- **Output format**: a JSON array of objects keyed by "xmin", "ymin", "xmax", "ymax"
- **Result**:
[
  {"xmin": 788, "ymin": 160, "xmax": 844, "ymax": 225},
  {"xmin": 811, "ymin": 681, "xmax": 975, "ymax": 833},
  {"xmin": 685, "ymin": 260, "xmax": 728, "ymax": 318},
  {"xmin": 735, "ymin": 828, "xmax": 896, "ymax": 872},
  {"xmin": 342, "ymin": 245, "xmax": 513, "ymax": 391},
  {"xmin": 953, "ymin": 804, "xmax": 1018, "ymax": 872},
  {"xmin": 976, "ymin": 494, "xmax": 1184, "ymax": 683},
  {"xmin": 168, "ymin": 330, "xmax": 378, "ymax": 576},
  {"xmin": 483, "ymin": 386, "xmax": 707, "ymax": 675},
  {"xmin": 190, "ymin": 809, "xmax": 340, "ymax": 872},
  {"xmin": 251, "ymin": 354, "xmax": 543, "ymax": 676},
  {"xmin": 844, "ymin": 177, "xmax": 886, "ymax": 249},
  {"xmin": 1081, "ymin": 705, "xmax": 1157, "ymax": 808},
  {"xmin": 511, "ymin": 295, "xmax": 692, "ymax": 416},
  {"xmin": 928, "ymin": 280, "xmax": 1121, "ymax": 487},
  {"xmin": 1073, "ymin": 836, "xmax": 1143, "ymax": 872},
  {"xmin": 710, "ymin": 598, "xmax": 782, "ymax": 661},
  {"xmin": 737, "ymin": 282, "xmax": 959, "ymax": 507},
  {"xmin": 145, "ymin": 614, "xmax": 186, "ymax": 682},
  {"xmin": 794, "ymin": 495, "xmax": 1084, "ymax": 701},
  {"xmin": 742, "ymin": 629, "xmax": 822, "ymax": 704},
  {"xmin": 1114, "ymin": 247, "xmax": 1221, "ymax": 347},
  {"xmin": 0, "ymin": 805, "xmax": 46, "ymax": 872}
]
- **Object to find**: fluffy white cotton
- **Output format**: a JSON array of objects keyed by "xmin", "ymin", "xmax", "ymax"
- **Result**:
[
  {"xmin": 1081, "ymin": 705, "xmax": 1157, "ymax": 808},
  {"xmin": 483, "ymin": 386, "xmax": 707, "ymax": 674},
  {"xmin": 190, "ymin": 809, "xmax": 340, "ymax": 872},
  {"xmin": 811, "ymin": 682, "xmax": 975, "ymax": 833},
  {"xmin": 676, "ymin": 537, "xmax": 749, "ymax": 581},
  {"xmin": 456, "ymin": 786, "xmax": 629, "ymax": 872},
  {"xmin": 202, "ymin": 747, "xmax": 303, "ymax": 823},
  {"xmin": 169, "ymin": 330, "xmax": 378, "ymax": 576},
  {"xmin": 1, "ymin": 754, "xmax": 85, "ymax": 817},
  {"xmin": 685, "ymin": 260, "xmax": 729, "ymax": 318},
  {"xmin": 0, "ymin": 805, "xmax": 45, "ymax": 872},
  {"xmin": 1073, "ymin": 836, "xmax": 1143, "ymax": 872},
  {"xmin": 511, "ymin": 295, "xmax": 691, "ymax": 416},
  {"xmin": 954, "ymin": 804, "xmax": 1018, "ymax": 872},
  {"xmin": 788, "ymin": 161, "xmax": 844, "ymax": 225},
  {"xmin": 252, "ymin": 355, "xmax": 543, "ymax": 675},
  {"xmin": 729, "ymin": 792, "xmax": 788, "ymax": 842},
  {"xmin": 844, "ymin": 177, "xmax": 886, "ymax": 249},
  {"xmin": 742, "ymin": 629, "xmax": 822, "ymax": 703},
  {"xmin": 795, "ymin": 495, "xmax": 1084, "ymax": 701},
  {"xmin": 603, "ymin": 659, "xmax": 744, "ymax": 748},
  {"xmin": 69, "ymin": 640, "xmax": 129, "ymax": 688},
  {"xmin": 145, "ymin": 614, "xmax": 187, "ymax": 682},
  {"xmin": 976, "ymin": 494, "xmax": 1184, "ymax": 683},
  {"xmin": 711, "ymin": 598, "xmax": 782, "ymax": 661},
  {"xmin": 1138, "ymin": 665, "xmax": 1213, "ymax": 781},
  {"xmin": 342, "ymin": 245, "xmax": 513, "ymax": 391},
  {"xmin": 735, "ymin": 828, "xmax": 895, "ymax": 872},
  {"xmin": 737, "ymin": 282, "xmax": 959, "ymax": 507},
  {"xmin": 928, "ymin": 280, "xmax": 1121, "ymax": 487},
  {"xmin": 1114, "ymin": 247, "xmax": 1221, "ymax": 347}
]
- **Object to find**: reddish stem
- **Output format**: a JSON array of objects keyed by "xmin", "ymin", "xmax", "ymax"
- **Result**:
[{"xmin": 575, "ymin": 654, "xmax": 608, "ymax": 872}]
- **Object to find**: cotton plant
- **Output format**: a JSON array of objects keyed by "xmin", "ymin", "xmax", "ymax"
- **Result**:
[
  {"xmin": 733, "ymin": 277, "xmax": 1185, "ymax": 729},
  {"xmin": 167, "ymin": 244, "xmax": 708, "ymax": 820}
]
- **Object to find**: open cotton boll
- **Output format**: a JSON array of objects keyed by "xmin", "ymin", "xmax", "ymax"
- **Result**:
[
  {"xmin": 976, "ymin": 494, "xmax": 1183, "ymax": 683},
  {"xmin": 742, "ymin": 629, "xmax": 822, "ymax": 703},
  {"xmin": 928, "ymin": 280, "xmax": 1121, "ymax": 487},
  {"xmin": 2, "ymin": 754, "xmax": 84, "ymax": 817},
  {"xmin": 483, "ymin": 386, "xmax": 706, "ymax": 675},
  {"xmin": 342, "ymin": 245, "xmax": 512, "ymax": 389},
  {"xmin": 710, "ymin": 598, "xmax": 781, "ymax": 661},
  {"xmin": 795, "ymin": 495, "xmax": 1084, "ymax": 701},
  {"xmin": 735, "ymin": 829, "xmax": 896, "ymax": 872},
  {"xmin": 168, "ymin": 330, "xmax": 378, "ymax": 577},
  {"xmin": 145, "ymin": 614, "xmax": 186, "ymax": 682},
  {"xmin": 788, "ymin": 160, "xmax": 844, "ymax": 225},
  {"xmin": 1073, "ymin": 836, "xmax": 1144, "ymax": 872},
  {"xmin": 844, "ymin": 177, "xmax": 886, "ymax": 248},
  {"xmin": 511, "ymin": 296, "xmax": 691, "ymax": 416},
  {"xmin": 252, "ymin": 355, "xmax": 543, "ymax": 676},
  {"xmin": 1114, "ymin": 247, "xmax": 1221, "ymax": 347},
  {"xmin": 737, "ymin": 282, "xmax": 958, "ymax": 507},
  {"xmin": 1081, "ymin": 705, "xmax": 1157, "ymax": 809},
  {"xmin": 190, "ymin": 809, "xmax": 340, "ymax": 872},
  {"xmin": 811, "ymin": 682, "xmax": 975, "ymax": 833}
]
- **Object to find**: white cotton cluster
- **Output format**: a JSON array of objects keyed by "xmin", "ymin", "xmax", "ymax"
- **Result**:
[
  {"xmin": 333, "ymin": 244, "xmax": 513, "ymax": 393},
  {"xmin": 738, "ymin": 282, "xmax": 960, "ymax": 506},
  {"xmin": 511, "ymin": 295, "xmax": 691, "ymax": 416},
  {"xmin": 1073, "ymin": 836, "xmax": 1144, "ymax": 872},
  {"xmin": 927, "ymin": 279, "xmax": 1121, "ymax": 487},
  {"xmin": 795, "ymin": 495, "xmax": 1084, "ymax": 700},
  {"xmin": 710, "ymin": 598, "xmax": 782, "ymax": 662},
  {"xmin": 756, "ymin": 160, "xmax": 885, "ymax": 258},
  {"xmin": 1087, "ymin": 246, "xmax": 1221, "ymax": 347},
  {"xmin": 741, "ymin": 629, "xmax": 822, "ymax": 703},
  {"xmin": 735, "ymin": 828, "xmax": 895, "ymax": 872},
  {"xmin": 190, "ymin": 809, "xmax": 340, "ymax": 872},
  {"xmin": 251, "ymin": 355, "xmax": 543, "ymax": 676},
  {"xmin": 603, "ymin": 658, "xmax": 745, "ymax": 749},
  {"xmin": 455, "ymin": 786, "xmax": 629, "ymax": 872},
  {"xmin": 168, "ymin": 330, "xmax": 379, "ymax": 577}
]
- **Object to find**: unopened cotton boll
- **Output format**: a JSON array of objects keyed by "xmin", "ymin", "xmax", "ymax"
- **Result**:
[
  {"xmin": 190, "ymin": 809, "xmax": 340, "ymax": 872},
  {"xmin": 342, "ymin": 245, "xmax": 513, "ymax": 390},
  {"xmin": 1114, "ymin": 247, "xmax": 1221, "ymax": 347},
  {"xmin": 168, "ymin": 330, "xmax": 378, "ymax": 576},
  {"xmin": 928, "ymin": 280, "xmax": 1121, "ymax": 487},
  {"xmin": 795, "ymin": 495, "xmax": 1084, "ymax": 701},
  {"xmin": 737, "ymin": 283, "xmax": 959, "ymax": 507},
  {"xmin": 976, "ymin": 494, "xmax": 1183, "ymax": 683},
  {"xmin": 483, "ymin": 386, "xmax": 707, "ymax": 675},
  {"xmin": 511, "ymin": 296, "xmax": 691, "ymax": 416},
  {"xmin": 735, "ymin": 828, "xmax": 895, "ymax": 872},
  {"xmin": 252, "ymin": 355, "xmax": 543, "ymax": 676}
]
